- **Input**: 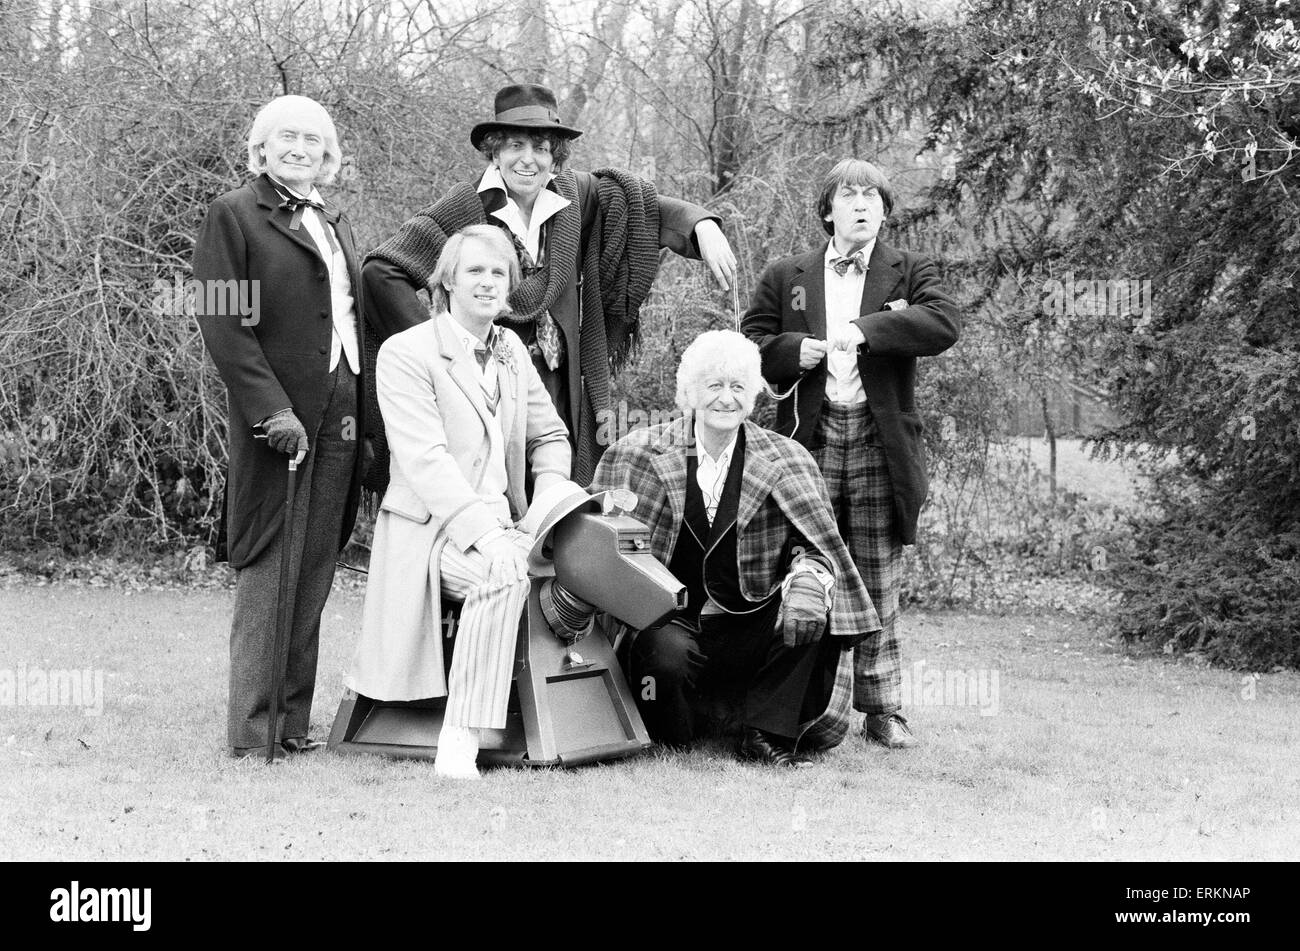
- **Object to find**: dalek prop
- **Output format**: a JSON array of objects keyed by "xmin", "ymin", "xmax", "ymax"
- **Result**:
[{"xmin": 328, "ymin": 489, "xmax": 686, "ymax": 767}]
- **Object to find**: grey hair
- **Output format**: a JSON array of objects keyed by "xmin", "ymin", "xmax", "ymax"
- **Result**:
[
  {"xmin": 246, "ymin": 95, "xmax": 342, "ymax": 186},
  {"xmin": 428, "ymin": 225, "xmax": 522, "ymax": 315},
  {"xmin": 674, "ymin": 330, "xmax": 764, "ymax": 414}
]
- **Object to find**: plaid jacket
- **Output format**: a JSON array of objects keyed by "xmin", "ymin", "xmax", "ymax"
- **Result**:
[{"xmin": 590, "ymin": 417, "xmax": 882, "ymax": 749}]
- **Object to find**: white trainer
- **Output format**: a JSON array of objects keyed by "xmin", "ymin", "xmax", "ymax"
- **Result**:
[{"xmin": 434, "ymin": 723, "xmax": 481, "ymax": 780}]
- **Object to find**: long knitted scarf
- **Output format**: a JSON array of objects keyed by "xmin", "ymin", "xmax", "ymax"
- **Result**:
[
  {"xmin": 372, "ymin": 171, "xmax": 584, "ymax": 327},
  {"xmin": 573, "ymin": 168, "xmax": 659, "ymax": 481},
  {"xmin": 362, "ymin": 167, "xmax": 660, "ymax": 494}
]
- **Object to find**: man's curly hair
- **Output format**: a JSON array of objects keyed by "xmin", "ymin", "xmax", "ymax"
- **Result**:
[{"xmin": 477, "ymin": 129, "xmax": 573, "ymax": 170}]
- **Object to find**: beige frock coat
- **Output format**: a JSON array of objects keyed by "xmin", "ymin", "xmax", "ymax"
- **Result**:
[{"xmin": 346, "ymin": 312, "xmax": 570, "ymax": 700}]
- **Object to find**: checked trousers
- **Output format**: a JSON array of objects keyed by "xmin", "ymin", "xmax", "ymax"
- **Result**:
[{"xmin": 811, "ymin": 401, "xmax": 903, "ymax": 716}]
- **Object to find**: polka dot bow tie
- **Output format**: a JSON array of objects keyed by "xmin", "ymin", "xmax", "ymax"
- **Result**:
[{"xmin": 829, "ymin": 250, "xmax": 868, "ymax": 276}]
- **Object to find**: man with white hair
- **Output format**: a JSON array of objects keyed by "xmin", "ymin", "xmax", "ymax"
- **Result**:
[
  {"xmin": 589, "ymin": 331, "xmax": 880, "ymax": 766},
  {"xmin": 194, "ymin": 95, "xmax": 366, "ymax": 758}
]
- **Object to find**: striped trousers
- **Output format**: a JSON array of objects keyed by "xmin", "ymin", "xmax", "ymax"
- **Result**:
[{"xmin": 438, "ymin": 531, "xmax": 532, "ymax": 730}]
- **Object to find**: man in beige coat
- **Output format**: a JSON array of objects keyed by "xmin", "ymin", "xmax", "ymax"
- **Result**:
[{"xmin": 346, "ymin": 225, "xmax": 571, "ymax": 779}]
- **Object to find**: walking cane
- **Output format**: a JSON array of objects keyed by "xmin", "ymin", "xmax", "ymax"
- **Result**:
[{"xmin": 266, "ymin": 444, "xmax": 307, "ymax": 764}]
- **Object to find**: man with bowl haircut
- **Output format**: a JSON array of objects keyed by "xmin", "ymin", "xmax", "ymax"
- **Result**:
[
  {"xmin": 741, "ymin": 158, "xmax": 960, "ymax": 750},
  {"xmin": 588, "ymin": 330, "xmax": 881, "ymax": 766}
]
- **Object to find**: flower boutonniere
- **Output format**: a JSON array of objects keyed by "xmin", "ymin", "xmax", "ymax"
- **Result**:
[{"xmin": 490, "ymin": 332, "xmax": 519, "ymax": 375}]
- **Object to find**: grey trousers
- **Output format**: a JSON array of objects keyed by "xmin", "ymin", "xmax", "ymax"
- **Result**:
[{"xmin": 227, "ymin": 365, "xmax": 357, "ymax": 751}]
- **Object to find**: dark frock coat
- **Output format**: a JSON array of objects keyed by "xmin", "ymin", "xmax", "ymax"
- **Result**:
[{"xmin": 193, "ymin": 173, "xmax": 366, "ymax": 568}]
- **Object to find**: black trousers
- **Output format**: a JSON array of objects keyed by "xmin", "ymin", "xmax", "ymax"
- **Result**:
[
  {"xmin": 227, "ymin": 363, "xmax": 357, "ymax": 751},
  {"xmin": 629, "ymin": 598, "xmax": 837, "ymax": 746}
]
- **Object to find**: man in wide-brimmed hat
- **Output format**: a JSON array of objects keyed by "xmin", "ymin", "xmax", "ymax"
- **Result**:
[{"xmin": 362, "ymin": 83, "xmax": 738, "ymax": 488}]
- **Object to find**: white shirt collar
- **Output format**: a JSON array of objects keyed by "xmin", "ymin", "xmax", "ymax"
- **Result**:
[
  {"xmin": 447, "ymin": 313, "xmax": 499, "ymax": 354},
  {"xmin": 477, "ymin": 166, "xmax": 570, "ymax": 225},
  {"xmin": 267, "ymin": 175, "xmax": 322, "ymax": 204},
  {"xmin": 693, "ymin": 423, "xmax": 740, "ymax": 467},
  {"xmin": 825, "ymin": 238, "xmax": 876, "ymax": 269}
]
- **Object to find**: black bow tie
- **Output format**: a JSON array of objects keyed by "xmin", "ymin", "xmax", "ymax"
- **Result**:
[{"xmin": 276, "ymin": 192, "xmax": 339, "ymax": 230}]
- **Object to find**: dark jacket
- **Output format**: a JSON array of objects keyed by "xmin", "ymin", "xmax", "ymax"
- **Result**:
[
  {"xmin": 362, "ymin": 170, "xmax": 716, "ymax": 436},
  {"xmin": 741, "ymin": 240, "xmax": 959, "ymax": 545},
  {"xmin": 193, "ymin": 174, "xmax": 366, "ymax": 568}
]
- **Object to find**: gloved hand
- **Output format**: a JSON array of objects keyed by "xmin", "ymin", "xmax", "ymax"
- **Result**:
[
  {"xmin": 262, "ymin": 409, "xmax": 308, "ymax": 455},
  {"xmin": 779, "ymin": 572, "xmax": 828, "ymax": 647}
]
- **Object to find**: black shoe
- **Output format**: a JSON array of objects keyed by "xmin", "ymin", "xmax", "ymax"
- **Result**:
[
  {"xmin": 737, "ymin": 727, "xmax": 814, "ymax": 768},
  {"xmin": 282, "ymin": 736, "xmax": 326, "ymax": 754}
]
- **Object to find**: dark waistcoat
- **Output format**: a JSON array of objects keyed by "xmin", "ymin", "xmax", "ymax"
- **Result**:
[{"xmin": 669, "ymin": 428, "xmax": 771, "ymax": 624}]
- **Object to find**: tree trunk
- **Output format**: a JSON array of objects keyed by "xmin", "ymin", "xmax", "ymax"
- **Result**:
[
  {"xmin": 1041, "ymin": 394, "xmax": 1057, "ymax": 500},
  {"xmin": 514, "ymin": 0, "xmax": 551, "ymax": 85}
]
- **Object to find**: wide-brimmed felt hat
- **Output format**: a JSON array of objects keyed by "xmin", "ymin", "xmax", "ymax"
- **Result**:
[{"xmin": 470, "ymin": 84, "xmax": 583, "ymax": 151}]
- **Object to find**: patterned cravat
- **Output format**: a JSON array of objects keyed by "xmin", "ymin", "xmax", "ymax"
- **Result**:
[
  {"xmin": 829, "ymin": 249, "xmax": 867, "ymax": 277},
  {"xmin": 500, "ymin": 225, "xmax": 561, "ymax": 371}
]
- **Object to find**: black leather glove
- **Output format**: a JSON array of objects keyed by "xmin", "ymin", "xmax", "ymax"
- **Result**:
[
  {"xmin": 262, "ymin": 409, "xmax": 308, "ymax": 455},
  {"xmin": 780, "ymin": 572, "xmax": 828, "ymax": 647}
]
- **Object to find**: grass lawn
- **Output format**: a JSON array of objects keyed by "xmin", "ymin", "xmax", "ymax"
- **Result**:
[
  {"xmin": 1, "ymin": 578, "xmax": 1296, "ymax": 861},
  {"xmin": 1013, "ymin": 436, "xmax": 1147, "ymax": 508}
]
